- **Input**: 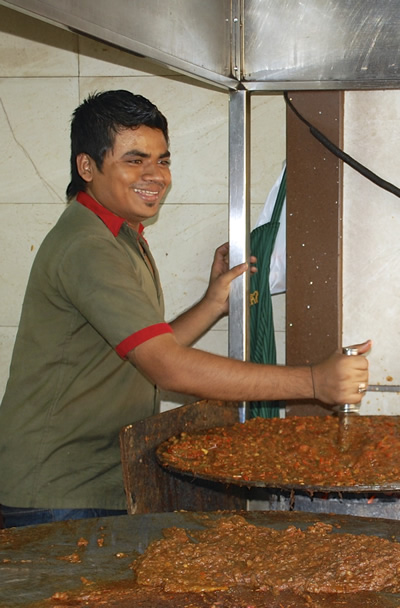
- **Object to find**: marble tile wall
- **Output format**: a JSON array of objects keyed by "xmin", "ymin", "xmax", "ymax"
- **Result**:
[
  {"xmin": 343, "ymin": 90, "xmax": 400, "ymax": 415},
  {"xmin": 0, "ymin": 6, "xmax": 286, "ymax": 411}
]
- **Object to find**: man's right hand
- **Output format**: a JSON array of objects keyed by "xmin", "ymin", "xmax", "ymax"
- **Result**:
[{"xmin": 311, "ymin": 340, "xmax": 371, "ymax": 406}]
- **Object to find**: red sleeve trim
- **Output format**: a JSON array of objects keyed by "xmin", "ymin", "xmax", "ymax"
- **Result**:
[{"xmin": 116, "ymin": 323, "xmax": 174, "ymax": 359}]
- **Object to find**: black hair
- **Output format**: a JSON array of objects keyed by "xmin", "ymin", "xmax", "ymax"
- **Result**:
[{"xmin": 66, "ymin": 90, "xmax": 169, "ymax": 199}]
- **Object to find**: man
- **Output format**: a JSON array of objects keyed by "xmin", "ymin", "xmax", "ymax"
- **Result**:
[{"xmin": 0, "ymin": 90, "xmax": 370, "ymax": 528}]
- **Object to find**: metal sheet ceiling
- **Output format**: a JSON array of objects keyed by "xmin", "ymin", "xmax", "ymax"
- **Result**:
[
  {"xmin": 1, "ymin": 0, "xmax": 400, "ymax": 90},
  {"xmin": 243, "ymin": 0, "xmax": 400, "ymax": 90},
  {"xmin": 0, "ymin": 0, "xmax": 237, "ymax": 89}
]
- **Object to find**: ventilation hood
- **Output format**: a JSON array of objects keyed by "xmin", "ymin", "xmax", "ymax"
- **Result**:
[{"xmin": 1, "ymin": 0, "xmax": 400, "ymax": 90}]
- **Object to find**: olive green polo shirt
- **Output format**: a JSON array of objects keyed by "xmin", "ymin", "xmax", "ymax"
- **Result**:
[{"xmin": 0, "ymin": 193, "xmax": 172, "ymax": 509}]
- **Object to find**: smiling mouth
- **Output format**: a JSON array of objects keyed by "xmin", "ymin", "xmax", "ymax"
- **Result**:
[
  {"xmin": 133, "ymin": 187, "xmax": 162, "ymax": 196},
  {"xmin": 134, "ymin": 187, "xmax": 159, "ymax": 194},
  {"xmin": 132, "ymin": 187, "xmax": 164, "ymax": 206}
]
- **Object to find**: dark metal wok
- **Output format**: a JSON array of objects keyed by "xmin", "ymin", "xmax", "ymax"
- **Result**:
[
  {"xmin": 156, "ymin": 415, "xmax": 400, "ymax": 494},
  {"xmin": 156, "ymin": 457, "xmax": 400, "ymax": 494}
]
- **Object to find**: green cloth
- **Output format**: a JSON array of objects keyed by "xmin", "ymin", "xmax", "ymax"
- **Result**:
[{"xmin": 250, "ymin": 168, "xmax": 286, "ymax": 418}]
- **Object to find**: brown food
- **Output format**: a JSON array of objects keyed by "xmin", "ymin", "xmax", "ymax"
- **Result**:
[
  {"xmin": 31, "ymin": 516, "xmax": 400, "ymax": 608},
  {"xmin": 36, "ymin": 586, "xmax": 400, "ymax": 608},
  {"xmin": 27, "ymin": 515, "xmax": 400, "ymax": 608},
  {"xmin": 132, "ymin": 514, "xmax": 400, "ymax": 595},
  {"xmin": 157, "ymin": 415, "xmax": 400, "ymax": 487}
]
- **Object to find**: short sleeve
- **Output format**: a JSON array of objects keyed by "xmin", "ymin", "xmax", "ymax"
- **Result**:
[{"xmin": 56, "ymin": 232, "xmax": 167, "ymax": 350}]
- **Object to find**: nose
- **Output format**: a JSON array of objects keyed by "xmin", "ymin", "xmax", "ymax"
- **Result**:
[{"xmin": 142, "ymin": 162, "xmax": 166, "ymax": 182}]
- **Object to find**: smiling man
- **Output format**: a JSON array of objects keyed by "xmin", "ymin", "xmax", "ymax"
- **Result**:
[
  {"xmin": 0, "ymin": 90, "xmax": 370, "ymax": 528},
  {"xmin": 79, "ymin": 125, "xmax": 171, "ymax": 230}
]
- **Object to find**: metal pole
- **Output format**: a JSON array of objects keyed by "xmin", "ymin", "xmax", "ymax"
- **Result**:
[{"xmin": 228, "ymin": 88, "xmax": 250, "ymax": 422}]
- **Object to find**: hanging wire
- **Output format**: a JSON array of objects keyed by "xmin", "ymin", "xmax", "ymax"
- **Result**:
[{"xmin": 284, "ymin": 92, "xmax": 400, "ymax": 199}]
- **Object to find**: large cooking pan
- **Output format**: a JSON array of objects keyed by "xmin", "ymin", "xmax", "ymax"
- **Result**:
[
  {"xmin": 2, "ymin": 511, "xmax": 400, "ymax": 608},
  {"xmin": 156, "ymin": 461, "xmax": 400, "ymax": 494},
  {"xmin": 156, "ymin": 414, "xmax": 400, "ymax": 494}
]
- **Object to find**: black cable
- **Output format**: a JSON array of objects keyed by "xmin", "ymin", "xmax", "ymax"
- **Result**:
[{"xmin": 284, "ymin": 91, "xmax": 400, "ymax": 199}]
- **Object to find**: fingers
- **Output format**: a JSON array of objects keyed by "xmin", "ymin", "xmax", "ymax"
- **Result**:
[
  {"xmin": 346, "ymin": 354, "xmax": 369, "ymax": 374},
  {"xmin": 214, "ymin": 243, "xmax": 257, "ymax": 267},
  {"xmin": 343, "ymin": 339, "xmax": 372, "ymax": 356},
  {"xmin": 226, "ymin": 262, "xmax": 248, "ymax": 281},
  {"xmin": 213, "ymin": 243, "xmax": 229, "ymax": 262},
  {"xmin": 205, "ymin": 261, "xmax": 248, "ymax": 311},
  {"xmin": 312, "ymin": 349, "xmax": 369, "ymax": 406},
  {"xmin": 341, "ymin": 378, "xmax": 368, "ymax": 405}
]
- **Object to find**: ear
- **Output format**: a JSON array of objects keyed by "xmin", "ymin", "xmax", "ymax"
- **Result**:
[{"xmin": 76, "ymin": 153, "xmax": 94, "ymax": 183}]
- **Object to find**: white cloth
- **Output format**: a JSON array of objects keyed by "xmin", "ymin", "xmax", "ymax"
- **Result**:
[{"xmin": 254, "ymin": 163, "xmax": 286, "ymax": 295}]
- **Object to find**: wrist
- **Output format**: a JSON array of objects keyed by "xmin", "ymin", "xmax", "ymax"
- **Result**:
[{"xmin": 203, "ymin": 290, "xmax": 227, "ymax": 319}]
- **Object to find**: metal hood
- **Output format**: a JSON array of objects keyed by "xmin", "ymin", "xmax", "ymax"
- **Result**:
[
  {"xmin": 0, "ymin": 0, "xmax": 237, "ymax": 89},
  {"xmin": 1, "ymin": 0, "xmax": 400, "ymax": 91}
]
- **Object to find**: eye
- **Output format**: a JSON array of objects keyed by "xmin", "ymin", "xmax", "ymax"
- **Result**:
[{"xmin": 159, "ymin": 159, "xmax": 171, "ymax": 167}]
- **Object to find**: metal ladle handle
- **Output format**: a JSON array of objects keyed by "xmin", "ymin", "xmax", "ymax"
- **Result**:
[{"xmin": 336, "ymin": 346, "xmax": 361, "ymax": 414}]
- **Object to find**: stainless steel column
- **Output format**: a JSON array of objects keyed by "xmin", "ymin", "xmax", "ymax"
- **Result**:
[{"xmin": 228, "ymin": 89, "xmax": 250, "ymax": 422}]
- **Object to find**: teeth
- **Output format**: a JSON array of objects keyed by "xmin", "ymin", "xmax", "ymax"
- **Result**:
[{"xmin": 134, "ymin": 188, "xmax": 159, "ymax": 195}]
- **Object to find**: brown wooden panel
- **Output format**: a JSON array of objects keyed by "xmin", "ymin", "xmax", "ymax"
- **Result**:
[
  {"xmin": 286, "ymin": 91, "xmax": 344, "ymax": 416},
  {"xmin": 119, "ymin": 400, "xmax": 247, "ymax": 514}
]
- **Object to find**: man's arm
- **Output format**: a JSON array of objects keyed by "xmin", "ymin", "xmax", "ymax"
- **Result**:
[{"xmin": 128, "ymin": 334, "xmax": 371, "ymax": 407}]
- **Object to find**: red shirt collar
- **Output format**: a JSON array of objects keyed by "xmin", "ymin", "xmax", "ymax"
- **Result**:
[{"xmin": 76, "ymin": 191, "xmax": 144, "ymax": 237}]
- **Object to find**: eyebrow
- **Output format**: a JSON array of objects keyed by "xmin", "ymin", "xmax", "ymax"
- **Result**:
[{"xmin": 122, "ymin": 149, "xmax": 171, "ymax": 160}]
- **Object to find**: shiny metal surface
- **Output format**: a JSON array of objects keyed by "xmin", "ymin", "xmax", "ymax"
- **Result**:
[
  {"xmin": 243, "ymin": 0, "xmax": 400, "ymax": 90},
  {"xmin": 0, "ymin": 0, "xmax": 238, "ymax": 89},
  {"xmin": 228, "ymin": 90, "xmax": 250, "ymax": 421},
  {"xmin": 335, "ymin": 346, "xmax": 362, "ymax": 416},
  {"xmin": 336, "ymin": 347, "xmax": 361, "ymax": 450},
  {"xmin": 228, "ymin": 89, "xmax": 250, "ymax": 360},
  {"xmin": 368, "ymin": 385, "xmax": 400, "ymax": 392},
  {"xmin": 2, "ymin": 0, "xmax": 399, "ymax": 90}
]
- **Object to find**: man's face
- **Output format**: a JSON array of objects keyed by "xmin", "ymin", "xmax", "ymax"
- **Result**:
[{"xmin": 79, "ymin": 125, "xmax": 171, "ymax": 231}]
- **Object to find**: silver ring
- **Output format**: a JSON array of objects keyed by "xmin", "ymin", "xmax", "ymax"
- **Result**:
[{"xmin": 358, "ymin": 383, "xmax": 367, "ymax": 393}]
